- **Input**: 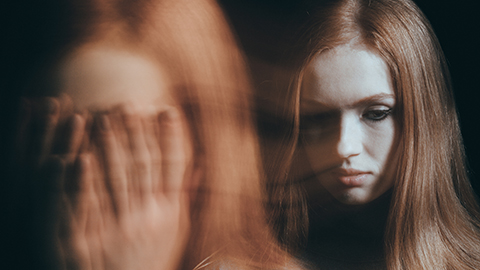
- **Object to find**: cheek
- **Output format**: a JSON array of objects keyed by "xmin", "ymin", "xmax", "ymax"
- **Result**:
[
  {"xmin": 301, "ymin": 127, "xmax": 344, "ymax": 160},
  {"xmin": 303, "ymin": 141, "xmax": 333, "ymax": 165},
  {"xmin": 364, "ymin": 119, "xmax": 397, "ymax": 169},
  {"xmin": 293, "ymin": 139, "xmax": 335, "ymax": 178}
]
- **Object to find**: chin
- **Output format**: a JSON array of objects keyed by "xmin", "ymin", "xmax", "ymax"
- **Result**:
[{"xmin": 333, "ymin": 189, "xmax": 373, "ymax": 205}]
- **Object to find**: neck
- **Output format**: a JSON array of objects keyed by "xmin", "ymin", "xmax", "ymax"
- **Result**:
[
  {"xmin": 309, "ymin": 190, "xmax": 392, "ymax": 236},
  {"xmin": 302, "ymin": 190, "xmax": 392, "ymax": 264}
]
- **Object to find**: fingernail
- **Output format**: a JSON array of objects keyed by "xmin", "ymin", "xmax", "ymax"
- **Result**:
[
  {"xmin": 78, "ymin": 153, "xmax": 90, "ymax": 171},
  {"xmin": 159, "ymin": 107, "xmax": 179, "ymax": 123},
  {"xmin": 80, "ymin": 109, "xmax": 89, "ymax": 120},
  {"xmin": 42, "ymin": 97, "xmax": 59, "ymax": 115},
  {"xmin": 67, "ymin": 113, "xmax": 83, "ymax": 131}
]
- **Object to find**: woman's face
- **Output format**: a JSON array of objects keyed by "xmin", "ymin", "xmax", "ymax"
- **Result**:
[
  {"xmin": 61, "ymin": 45, "xmax": 194, "ymax": 175},
  {"xmin": 297, "ymin": 44, "xmax": 398, "ymax": 205}
]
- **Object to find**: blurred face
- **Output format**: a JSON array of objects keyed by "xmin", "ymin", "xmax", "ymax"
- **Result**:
[
  {"xmin": 297, "ymin": 44, "xmax": 398, "ymax": 205},
  {"xmin": 61, "ymin": 44, "xmax": 194, "ymax": 173}
]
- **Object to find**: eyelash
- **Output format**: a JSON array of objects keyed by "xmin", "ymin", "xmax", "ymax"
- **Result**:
[
  {"xmin": 363, "ymin": 108, "xmax": 393, "ymax": 122},
  {"xmin": 299, "ymin": 107, "xmax": 394, "ymax": 134}
]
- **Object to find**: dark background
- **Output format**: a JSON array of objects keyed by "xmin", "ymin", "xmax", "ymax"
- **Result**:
[
  {"xmin": 1, "ymin": 0, "xmax": 479, "ymax": 268},
  {"xmin": 414, "ymin": 0, "xmax": 480, "ymax": 194}
]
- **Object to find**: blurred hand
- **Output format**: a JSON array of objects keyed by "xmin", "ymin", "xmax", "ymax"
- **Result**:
[
  {"xmin": 14, "ymin": 95, "xmax": 86, "ymax": 268},
  {"xmin": 16, "ymin": 94, "xmax": 83, "ymax": 170},
  {"xmin": 56, "ymin": 106, "xmax": 192, "ymax": 270}
]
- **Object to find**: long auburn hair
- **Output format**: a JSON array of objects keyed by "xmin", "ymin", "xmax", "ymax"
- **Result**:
[
  {"xmin": 271, "ymin": 0, "xmax": 480, "ymax": 268},
  {"xmin": 51, "ymin": 0, "xmax": 295, "ymax": 268}
]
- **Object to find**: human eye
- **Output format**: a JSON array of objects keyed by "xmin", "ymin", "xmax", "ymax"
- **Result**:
[{"xmin": 362, "ymin": 106, "xmax": 393, "ymax": 122}]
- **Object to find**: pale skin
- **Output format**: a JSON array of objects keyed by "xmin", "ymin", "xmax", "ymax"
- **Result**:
[
  {"xmin": 21, "ymin": 44, "xmax": 195, "ymax": 270},
  {"xmin": 59, "ymin": 45, "xmax": 171, "ymax": 112},
  {"xmin": 296, "ymin": 43, "xmax": 398, "ymax": 205}
]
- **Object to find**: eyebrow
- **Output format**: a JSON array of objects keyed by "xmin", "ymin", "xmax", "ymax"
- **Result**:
[{"xmin": 301, "ymin": 93, "xmax": 395, "ymax": 110}]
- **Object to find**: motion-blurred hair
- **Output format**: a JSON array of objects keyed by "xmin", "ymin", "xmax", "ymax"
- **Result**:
[{"xmin": 54, "ymin": 0, "xmax": 296, "ymax": 268}]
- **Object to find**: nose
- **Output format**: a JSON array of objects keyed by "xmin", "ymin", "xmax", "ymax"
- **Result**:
[{"xmin": 336, "ymin": 114, "xmax": 363, "ymax": 159}]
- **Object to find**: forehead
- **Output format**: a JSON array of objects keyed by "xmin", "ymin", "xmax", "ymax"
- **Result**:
[
  {"xmin": 302, "ymin": 44, "xmax": 394, "ymax": 109},
  {"xmin": 60, "ymin": 46, "xmax": 172, "ymax": 111}
]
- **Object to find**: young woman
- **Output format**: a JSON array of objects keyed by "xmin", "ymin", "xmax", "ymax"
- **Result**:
[
  {"xmin": 16, "ymin": 0, "xmax": 299, "ymax": 269},
  {"xmin": 257, "ymin": 0, "xmax": 480, "ymax": 269}
]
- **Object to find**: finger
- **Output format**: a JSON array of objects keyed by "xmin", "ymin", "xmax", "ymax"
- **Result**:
[
  {"xmin": 57, "ymin": 93, "xmax": 74, "ymax": 122},
  {"xmin": 56, "ymin": 197, "xmax": 82, "ymax": 270},
  {"xmin": 143, "ymin": 114, "xmax": 163, "ymax": 195},
  {"xmin": 87, "ymin": 150, "xmax": 110, "ymax": 231},
  {"xmin": 68, "ymin": 114, "xmax": 87, "ymax": 164},
  {"xmin": 60, "ymin": 153, "xmax": 104, "ymax": 270},
  {"xmin": 66, "ymin": 154, "xmax": 96, "ymax": 233},
  {"xmin": 54, "ymin": 114, "xmax": 86, "ymax": 165},
  {"xmin": 51, "ymin": 94, "xmax": 80, "ymax": 159},
  {"xmin": 157, "ymin": 108, "xmax": 187, "ymax": 197},
  {"xmin": 79, "ymin": 112, "xmax": 94, "ymax": 154},
  {"xmin": 107, "ymin": 108, "xmax": 131, "ymax": 190},
  {"xmin": 95, "ymin": 114, "xmax": 129, "ymax": 217},
  {"xmin": 51, "ymin": 94, "xmax": 75, "ymax": 153},
  {"xmin": 31, "ymin": 97, "xmax": 61, "ymax": 167},
  {"xmin": 122, "ymin": 106, "xmax": 153, "ymax": 198},
  {"xmin": 86, "ymin": 233, "xmax": 105, "ymax": 270},
  {"xmin": 85, "ymin": 154, "xmax": 109, "ymax": 270},
  {"xmin": 57, "ymin": 159, "xmax": 87, "ymax": 270}
]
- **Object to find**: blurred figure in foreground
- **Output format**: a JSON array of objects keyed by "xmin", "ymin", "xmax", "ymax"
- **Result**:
[{"xmin": 16, "ymin": 0, "xmax": 300, "ymax": 269}]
